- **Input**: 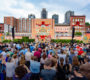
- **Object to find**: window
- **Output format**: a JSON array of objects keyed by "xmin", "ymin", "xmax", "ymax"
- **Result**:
[
  {"xmin": 72, "ymin": 23, "xmax": 74, "ymax": 25},
  {"xmin": 65, "ymin": 32, "xmax": 68, "ymax": 33},
  {"xmin": 75, "ymin": 19, "xmax": 77, "ymax": 21},
  {"xmin": 80, "ymin": 19, "xmax": 82, "ymax": 21},
  {"xmin": 78, "ymin": 19, "xmax": 79, "ymax": 21},
  {"xmin": 61, "ymin": 34, "xmax": 63, "ymax": 36}
]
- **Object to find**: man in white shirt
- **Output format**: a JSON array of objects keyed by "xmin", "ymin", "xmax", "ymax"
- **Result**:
[
  {"xmin": 25, "ymin": 48, "xmax": 32, "ymax": 68},
  {"xmin": 25, "ymin": 48, "xmax": 32, "ymax": 61}
]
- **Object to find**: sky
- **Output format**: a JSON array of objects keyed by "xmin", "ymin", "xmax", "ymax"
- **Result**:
[{"xmin": 0, "ymin": 0, "xmax": 90, "ymax": 23}]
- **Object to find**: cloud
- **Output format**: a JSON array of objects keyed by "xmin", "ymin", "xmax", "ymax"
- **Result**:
[
  {"xmin": 0, "ymin": 0, "xmax": 90, "ymax": 23},
  {"xmin": 0, "ymin": 0, "xmax": 40, "ymax": 22},
  {"xmin": 78, "ymin": 3, "xmax": 90, "ymax": 22}
]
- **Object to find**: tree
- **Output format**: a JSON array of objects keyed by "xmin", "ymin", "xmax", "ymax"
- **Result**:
[
  {"xmin": 75, "ymin": 32, "xmax": 82, "ymax": 36},
  {"xmin": 85, "ymin": 22, "xmax": 90, "ymax": 26},
  {"xmin": 6, "ymin": 32, "xmax": 10, "ymax": 36}
]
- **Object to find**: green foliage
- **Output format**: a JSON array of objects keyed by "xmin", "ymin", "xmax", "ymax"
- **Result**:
[
  {"xmin": 28, "ymin": 39, "xmax": 35, "ymax": 42},
  {"xmin": 75, "ymin": 32, "xmax": 82, "ymax": 36},
  {"xmin": 51, "ymin": 39, "xmax": 83, "ymax": 43},
  {"xmin": 85, "ymin": 22, "xmax": 90, "ymax": 26},
  {"xmin": 22, "ymin": 37, "xmax": 29, "ymax": 40},
  {"xmin": 2, "ymin": 38, "xmax": 35, "ymax": 43},
  {"xmin": 6, "ymin": 32, "xmax": 10, "ymax": 36},
  {"xmin": 2, "ymin": 40, "xmax": 12, "ymax": 43},
  {"xmin": 22, "ymin": 37, "xmax": 29, "ymax": 42}
]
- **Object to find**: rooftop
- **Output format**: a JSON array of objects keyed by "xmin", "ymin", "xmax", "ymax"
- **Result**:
[
  {"xmin": 71, "ymin": 15, "xmax": 85, "ymax": 17},
  {"xmin": 55, "ymin": 23, "xmax": 70, "ymax": 26}
]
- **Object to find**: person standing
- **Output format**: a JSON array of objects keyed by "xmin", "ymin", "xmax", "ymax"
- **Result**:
[
  {"xmin": 40, "ymin": 59, "xmax": 56, "ymax": 80},
  {"xmin": 30, "ymin": 56, "xmax": 40, "ymax": 80}
]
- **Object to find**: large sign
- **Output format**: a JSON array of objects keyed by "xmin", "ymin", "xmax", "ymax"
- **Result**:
[
  {"xmin": 31, "ymin": 19, "xmax": 55, "ymax": 39},
  {"xmin": 37, "ymin": 27, "xmax": 49, "ymax": 35},
  {"xmin": 0, "ymin": 33, "xmax": 5, "ymax": 42},
  {"xmin": 83, "ymin": 33, "xmax": 90, "ymax": 43}
]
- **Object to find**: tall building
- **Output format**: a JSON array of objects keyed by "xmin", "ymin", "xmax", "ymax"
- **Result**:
[
  {"xmin": 4, "ymin": 17, "xmax": 33, "ymax": 33},
  {"xmin": 65, "ymin": 11, "xmax": 74, "ymax": 24},
  {"xmin": 28, "ymin": 14, "xmax": 35, "ymax": 19},
  {"xmin": 17, "ymin": 18, "xmax": 32, "ymax": 33},
  {"xmin": 4, "ymin": 17, "xmax": 17, "ymax": 27},
  {"xmin": 4, "ymin": 17, "xmax": 17, "ymax": 32},
  {"xmin": 41, "ymin": 8, "xmax": 47, "ymax": 19},
  {"xmin": 52, "ymin": 14, "xmax": 59, "ymax": 24}
]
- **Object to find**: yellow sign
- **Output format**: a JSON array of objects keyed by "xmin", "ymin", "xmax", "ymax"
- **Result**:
[
  {"xmin": 39, "ymin": 28, "xmax": 47, "ymax": 32},
  {"xmin": 83, "ymin": 33, "xmax": 90, "ymax": 43},
  {"xmin": 0, "ymin": 33, "xmax": 5, "ymax": 42}
]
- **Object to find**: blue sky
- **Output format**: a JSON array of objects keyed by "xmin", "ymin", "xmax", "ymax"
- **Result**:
[{"xmin": 0, "ymin": 0, "xmax": 90, "ymax": 23}]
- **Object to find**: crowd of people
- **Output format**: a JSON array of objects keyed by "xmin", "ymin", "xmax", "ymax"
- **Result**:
[{"xmin": 0, "ymin": 42, "xmax": 90, "ymax": 80}]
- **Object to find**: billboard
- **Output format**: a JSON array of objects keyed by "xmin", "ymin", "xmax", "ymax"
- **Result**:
[
  {"xmin": 83, "ymin": 33, "xmax": 90, "ymax": 43},
  {"xmin": 0, "ymin": 33, "xmax": 5, "ymax": 42}
]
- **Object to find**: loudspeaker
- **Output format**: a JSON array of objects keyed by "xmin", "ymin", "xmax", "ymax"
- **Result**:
[
  {"xmin": 12, "ymin": 27, "xmax": 15, "ymax": 39},
  {"xmin": 72, "ymin": 27, "xmax": 75, "ymax": 38}
]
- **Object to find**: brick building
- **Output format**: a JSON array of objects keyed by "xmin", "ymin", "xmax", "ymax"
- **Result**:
[
  {"xmin": 3, "ymin": 14, "xmax": 86, "ymax": 40},
  {"xmin": 70, "ymin": 16, "xmax": 85, "ymax": 33},
  {"xmin": 85, "ymin": 25, "xmax": 90, "ymax": 33},
  {"xmin": 55, "ymin": 24, "xmax": 71, "ymax": 39},
  {"xmin": 4, "ymin": 16, "xmax": 33, "ymax": 34},
  {"xmin": 0, "ymin": 23, "xmax": 4, "ymax": 33},
  {"xmin": 17, "ymin": 18, "xmax": 31, "ymax": 33},
  {"xmin": 4, "ymin": 17, "xmax": 17, "ymax": 31}
]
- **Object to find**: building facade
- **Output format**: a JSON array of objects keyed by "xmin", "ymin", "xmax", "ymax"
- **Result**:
[
  {"xmin": 55, "ymin": 24, "xmax": 71, "ymax": 39},
  {"xmin": 65, "ymin": 11, "xmax": 74, "ymax": 24},
  {"xmin": 0, "ymin": 23, "xmax": 4, "ymax": 33},
  {"xmin": 4, "ymin": 16, "xmax": 34, "ymax": 34},
  {"xmin": 52, "ymin": 14, "xmax": 59, "ymax": 24},
  {"xmin": 4, "ymin": 17, "xmax": 17, "ymax": 31},
  {"xmin": 70, "ymin": 16, "xmax": 85, "ymax": 35},
  {"xmin": 3, "ymin": 10, "xmax": 86, "ymax": 41},
  {"xmin": 17, "ymin": 18, "xmax": 31, "ymax": 33},
  {"xmin": 85, "ymin": 26, "xmax": 90, "ymax": 33},
  {"xmin": 31, "ymin": 19, "xmax": 55, "ymax": 41},
  {"xmin": 41, "ymin": 8, "xmax": 47, "ymax": 19}
]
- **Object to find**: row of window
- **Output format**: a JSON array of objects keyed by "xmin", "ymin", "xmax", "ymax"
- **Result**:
[
  {"xmin": 72, "ymin": 22, "xmax": 84, "ymax": 25},
  {"xmin": 75, "ymin": 27, "xmax": 85, "ymax": 29},
  {"xmin": 55, "ymin": 34, "xmax": 70, "ymax": 37},
  {"xmin": 55, "ymin": 32, "xmax": 69, "ymax": 34},
  {"xmin": 15, "ymin": 34, "xmax": 31, "ymax": 36},
  {"xmin": 73, "ymin": 18, "xmax": 84, "ymax": 22},
  {"xmin": 55, "ymin": 28, "xmax": 69, "ymax": 30}
]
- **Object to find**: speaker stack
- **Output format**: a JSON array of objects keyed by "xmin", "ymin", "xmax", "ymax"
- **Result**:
[
  {"xmin": 72, "ymin": 27, "xmax": 75, "ymax": 38},
  {"xmin": 71, "ymin": 27, "xmax": 75, "ymax": 46},
  {"xmin": 12, "ymin": 27, "xmax": 15, "ymax": 39}
]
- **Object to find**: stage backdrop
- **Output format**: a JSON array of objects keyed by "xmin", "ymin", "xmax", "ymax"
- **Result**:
[{"xmin": 31, "ymin": 19, "xmax": 55, "ymax": 42}]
